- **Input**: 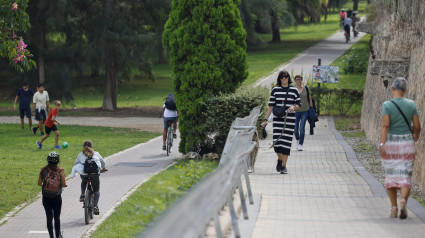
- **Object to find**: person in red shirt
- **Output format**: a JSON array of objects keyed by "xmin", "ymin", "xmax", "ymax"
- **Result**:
[{"xmin": 37, "ymin": 100, "xmax": 61, "ymax": 149}]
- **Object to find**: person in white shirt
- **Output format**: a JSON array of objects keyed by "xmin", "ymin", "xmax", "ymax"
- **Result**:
[
  {"xmin": 32, "ymin": 83, "xmax": 50, "ymax": 136},
  {"xmin": 162, "ymin": 94, "xmax": 178, "ymax": 150}
]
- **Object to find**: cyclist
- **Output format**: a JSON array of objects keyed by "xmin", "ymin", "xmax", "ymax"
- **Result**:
[
  {"xmin": 344, "ymin": 17, "xmax": 352, "ymax": 41},
  {"xmin": 339, "ymin": 9, "xmax": 346, "ymax": 29},
  {"xmin": 38, "ymin": 152, "xmax": 67, "ymax": 238},
  {"xmin": 74, "ymin": 140, "xmax": 106, "ymax": 215},
  {"xmin": 162, "ymin": 95, "xmax": 179, "ymax": 150}
]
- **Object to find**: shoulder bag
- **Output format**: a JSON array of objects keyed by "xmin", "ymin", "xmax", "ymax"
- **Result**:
[
  {"xmin": 306, "ymin": 86, "xmax": 319, "ymax": 122},
  {"xmin": 272, "ymin": 87, "xmax": 290, "ymax": 117},
  {"xmin": 390, "ymin": 100, "xmax": 413, "ymax": 134}
]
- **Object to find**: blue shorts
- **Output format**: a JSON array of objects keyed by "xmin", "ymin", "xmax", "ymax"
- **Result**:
[
  {"xmin": 45, "ymin": 124, "xmax": 58, "ymax": 135},
  {"xmin": 19, "ymin": 107, "xmax": 31, "ymax": 119},
  {"xmin": 35, "ymin": 109, "xmax": 47, "ymax": 121},
  {"xmin": 163, "ymin": 117, "xmax": 177, "ymax": 129}
]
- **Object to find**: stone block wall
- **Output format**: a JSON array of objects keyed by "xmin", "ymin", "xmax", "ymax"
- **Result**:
[{"xmin": 360, "ymin": 0, "xmax": 425, "ymax": 191}]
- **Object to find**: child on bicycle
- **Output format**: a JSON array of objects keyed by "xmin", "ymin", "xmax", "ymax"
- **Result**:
[
  {"xmin": 73, "ymin": 140, "xmax": 106, "ymax": 215},
  {"xmin": 38, "ymin": 151, "xmax": 67, "ymax": 238},
  {"xmin": 162, "ymin": 94, "xmax": 179, "ymax": 150}
]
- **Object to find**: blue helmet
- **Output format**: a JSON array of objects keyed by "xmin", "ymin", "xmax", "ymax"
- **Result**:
[{"xmin": 341, "ymin": 8, "xmax": 345, "ymax": 12}]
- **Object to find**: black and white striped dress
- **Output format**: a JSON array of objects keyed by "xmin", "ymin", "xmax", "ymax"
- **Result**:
[{"xmin": 269, "ymin": 86, "xmax": 301, "ymax": 155}]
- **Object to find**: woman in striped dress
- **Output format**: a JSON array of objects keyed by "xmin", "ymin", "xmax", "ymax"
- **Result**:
[
  {"xmin": 379, "ymin": 77, "xmax": 421, "ymax": 219},
  {"xmin": 261, "ymin": 70, "xmax": 300, "ymax": 174}
]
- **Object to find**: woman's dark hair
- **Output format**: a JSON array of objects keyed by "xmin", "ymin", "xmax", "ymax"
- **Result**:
[{"xmin": 276, "ymin": 70, "xmax": 292, "ymax": 87}]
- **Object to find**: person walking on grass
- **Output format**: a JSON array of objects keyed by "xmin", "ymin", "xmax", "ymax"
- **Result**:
[
  {"xmin": 37, "ymin": 100, "xmax": 61, "ymax": 149},
  {"xmin": 379, "ymin": 77, "xmax": 421, "ymax": 219},
  {"xmin": 261, "ymin": 70, "xmax": 300, "ymax": 174},
  {"xmin": 294, "ymin": 75, "xmax": 313, "ymax": 151},
  {"xmin": 38, "ymin": 151, "xmax": 67, "ymax": 238},
  {"xmin": 32, "ymin": 83, "xmax": 50, "ymax": 136},
  {"xmin": 13, "ymin": 81, "xmax": 34, "ymax": 131}
]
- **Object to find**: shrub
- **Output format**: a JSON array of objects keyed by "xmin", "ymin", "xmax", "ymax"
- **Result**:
[
  {"xmin": 201, "ymin": 86, "xmax": 268, "ymax": 155},
  {"xmin": 162, "ymin": 0, "xmax": 248, "ymax": 154},
  {"xmin": 341, "ymin": 47, "xmax": 369, "ymax": 74},
  {"xmin": 312, "ymin": 87, "xmax": 363, "ymax": 116}
]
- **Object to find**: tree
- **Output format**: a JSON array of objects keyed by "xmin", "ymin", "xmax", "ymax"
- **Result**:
[
  {"xmin": 163, "ymin": 0, "xmax": 248, "ymax": 154},
  {"xmin": 0, "ymin": 0, "xmax": 36, "ymax": 72},
  {"xmin": 353, "ymin": 0, "xmax": 359, "ymax": 11}
]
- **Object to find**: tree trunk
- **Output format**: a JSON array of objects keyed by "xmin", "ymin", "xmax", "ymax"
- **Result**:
[
  {"xmin": 102, "ymin": 0, "xmax": 117, "ymax": 111},
  {"xmin": 270, "ymin": 10, "xmax": 280, "ymax": 43},
  {"xmin": 324, "ymin": 6, "xmax": 328, "ymax": 22},
  {"xmin": 102, "ymin": 53, "xmax": 117, "ymax": 111},
  {"xmin": 38, "ymin": 21, "xmax": 46, "ymax": 84},
  {"xmin": 353, "ymin": 0, "xmax": 359, "ymax": 11}
]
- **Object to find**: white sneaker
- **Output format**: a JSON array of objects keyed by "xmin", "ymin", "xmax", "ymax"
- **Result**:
[{"xmin": 297, "ymin": 144, "xmax": 303, "ymax": 151}]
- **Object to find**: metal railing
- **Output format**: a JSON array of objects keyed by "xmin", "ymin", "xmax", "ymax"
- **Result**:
[{"xmin": 138, "ymin": 106, "xmax": 262, "ymax": 238}]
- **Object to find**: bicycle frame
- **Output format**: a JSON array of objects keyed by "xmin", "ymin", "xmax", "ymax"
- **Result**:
[{"xmin": 84, "ymin": 177, "xmax": 94, "ymax": 225}]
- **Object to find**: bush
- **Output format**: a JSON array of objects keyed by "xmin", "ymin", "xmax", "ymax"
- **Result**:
[
  {"xmin": 201, "ymin": 86, "xmax": 268, "ymax": 155},
  {"xmin": 341, "ymin": 47, "xmax": 369, "ymax": 74},
  {"xmin": 162, "ymin": 0, "xmax": 248, "ymax": 154},
  {"xmin": 312, "ymin": 87, "xmax": 363, "ymax": 116}
]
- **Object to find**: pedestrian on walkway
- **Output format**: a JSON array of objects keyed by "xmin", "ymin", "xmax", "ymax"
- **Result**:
[
  {"xmin": 13, "ymin": 81, "xmax": 34, "ymax": 131},
  {"xmin": 293, "ymin": 75, "xmax": 313, "ymax": 151},
  {"xmin": 379, "ymin": 77, "xmax": 421, "ymax": 219},
  {"xmin": 32, "ymin": 83, "xmax": 50, "ymax": 136},
  {"xmin": 74, "ymin": 140, "xmax": 106, "ymax": 215},
  {"xmin": 37, "ymin": 100, "xmax": 61, "ymax": 150},
  {"xmin": 38, "ymin": 151, "xmax": 67, "ymax": 238},
  {"xmin": 261, "ymin": 70, "xmax": 300, "ymax": 174}
]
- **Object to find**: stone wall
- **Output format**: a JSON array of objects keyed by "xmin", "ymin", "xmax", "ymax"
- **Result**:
[{"xmin": 360, "ymin": 0, "xmax": 425, "ymax": 191}]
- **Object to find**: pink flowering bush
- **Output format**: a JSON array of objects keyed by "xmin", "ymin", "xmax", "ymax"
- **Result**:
[{"xmin": 0, "ymin": 0, "xmax": 36, "ymax": 72}]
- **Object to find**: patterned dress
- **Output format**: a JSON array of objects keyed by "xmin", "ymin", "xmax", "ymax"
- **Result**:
[{"xmin": 269, "ymin": 86, "xmax": 300, "ymax": 155}]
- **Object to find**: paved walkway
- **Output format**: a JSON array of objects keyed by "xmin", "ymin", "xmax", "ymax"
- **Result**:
[
  {"xmin": 249, "ymin": 118, "xmax": 425, "ymax": 238},
  {"xmin": 255, "ymin": 31, "xmax": 366, "ymax": 87},
  {"xmin": 0, "ymin": 134, "xmax": 180, "ymax": 238}
]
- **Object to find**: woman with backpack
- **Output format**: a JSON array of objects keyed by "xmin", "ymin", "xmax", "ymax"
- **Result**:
[
  {"xmin": 73, "ymin": 140, "xmax": 106, "ymax": 215},
  {"xmin": 38, "ymin": 151, "xmax": 67, "ymax": 238}
]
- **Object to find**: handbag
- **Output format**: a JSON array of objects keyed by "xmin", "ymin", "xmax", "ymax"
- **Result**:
[
  {"xmin": 390, "ymin": 100, "xmax": 413, "ymax": 134},
  {"xmin": 306, "ymin": 86, "xmax": 319, "ymax": 122},
  {"xmin": 272, "ymin": 87, "xmax": 290, "ymax": 117}
]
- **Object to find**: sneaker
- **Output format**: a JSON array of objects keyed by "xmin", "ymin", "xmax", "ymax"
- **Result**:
[
  {"xmin": 93, "ymin": 206, "xmax": 99, "ymax": 215},
  {"xmin": 79, "ymin": 195, "xmax": 85, "ymax": 202},
  {"xmin": 32, "ymin": 127, "xmax": 37, "ymax": 135},
  {"xmin": 37, "ymin": 141, "xmax": 42, "ymax": 149},
  {"xmin": 280, "ymin": 166, "xmax": 288, "ymax": 174},
  {"xmin": 275, "ymin": 159, "xmax": 282, "ymax": 172},
  {"xmin": 162, "ymin": 145, "xmax": 166, "ymax": 151},
  {"xmin": 173, "ymin": 134, "xmax": 177, "ymax": 139},
  {"xmin": 41, "ymin": 132, "xmax": 45, "ymax": 136},
  {"xmin": 54, "ymin": 145, "xmax": 62, "ymax": 150},
  {"xmin": 297, "ymin": 144, "xmax": 303, "ymax": 151}
]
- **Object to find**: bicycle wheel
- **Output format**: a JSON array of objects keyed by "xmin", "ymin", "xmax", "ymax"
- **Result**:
[
  {"xmin": 89, "ymin": 191, "xmax": 94, "ymax": 219},
  {"xmin": 167, "ymin": 126, "xmax": 173, "ymax": 155},
  {"xmin": 84, "ymin": 189, "xmax": 90, "ymax": 225}
]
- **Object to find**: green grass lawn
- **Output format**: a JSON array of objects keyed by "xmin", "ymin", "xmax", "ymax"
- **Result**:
[
  {"xmin": 91, "ymin": 159, "xmax": 217, "ymax": 238},
  {"xmin": 0, "ymin": 124, "xmax": 160, "ymax": 220}
]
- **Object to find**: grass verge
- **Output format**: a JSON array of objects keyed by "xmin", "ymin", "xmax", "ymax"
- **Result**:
[
  {"xmin": 334, "ymin": 116, "xmax": 425, "ymax": 208},
  {"xmin": 91, "ymin": 159, "xmax": 218, "ymax": 238},
  {"xmin": 0, "ymin": 124, "xmax": 160, "ymax": 219}
]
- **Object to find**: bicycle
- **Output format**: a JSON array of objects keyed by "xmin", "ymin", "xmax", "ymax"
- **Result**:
[
  {"xmin": 83, "ymin": 169, "xmax": 107, "ymax": 224},
  {"xmin": 165, "ymin": 120, "xmax": 174, "ymax": 156},
  {"xmin": 83, "ymin": 176, "xmax": 95, "ymax": 225}
]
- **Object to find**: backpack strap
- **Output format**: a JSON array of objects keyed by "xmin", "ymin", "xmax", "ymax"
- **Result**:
[{"xmin": 390, "ymin": 100, "xmax": 413, "ymax": 133}]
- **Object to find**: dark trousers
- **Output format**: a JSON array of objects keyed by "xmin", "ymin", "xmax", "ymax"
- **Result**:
[
  {"xmin": 80, "ymin": 174, "xmax": 100, "ymax": 206},
  {"xmin": 42, "ymin": 196, "xmax": 62, "ymax": 238}
]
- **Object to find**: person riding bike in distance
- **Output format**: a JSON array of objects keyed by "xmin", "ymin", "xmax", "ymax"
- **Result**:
[
  {"xmin": 339, "ymin": 8, "xmax": 347, "ymax": 29},
  {"xmin": 73, "ymin": 140, "xmax": 106, "ymax": 215},
  {"xmin": 343, "ymin": 16, "xmax": 352, "ymax": 41},
  {"xmin": 162, "ymin": 93, "xmax": 179, "ymax": 151}
]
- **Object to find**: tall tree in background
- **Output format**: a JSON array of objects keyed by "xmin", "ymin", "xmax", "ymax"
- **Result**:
[
  {"xmin": 353, "ymin": 0, "xmax": 359, "ymax": 11},
  {"xmin": 288, "ymin": 0, "xmax": 322, "ymax": 24},
  {"xmin": 163, "ymin": 0, "xmax": 248, "ymax": 154}
]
